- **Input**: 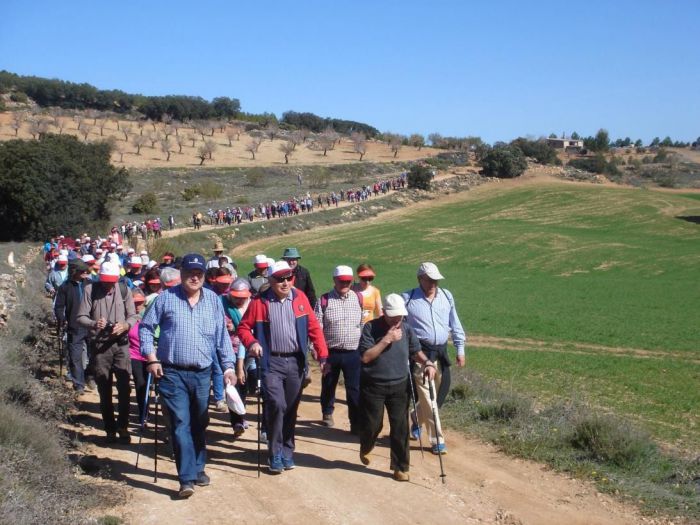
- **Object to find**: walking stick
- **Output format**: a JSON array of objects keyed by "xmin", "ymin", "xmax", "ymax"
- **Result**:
[
  {"xmin": 153, "ymin": 380, "xmax": 160, "ymax": 483},
  {"xmin": 407, "ymin": 361, "xmax": 424, "ymax": 459},
  {"xmin": 428, "ymin": 378, "xmax": 447, "ymax": 484},
  {"xmin": 256, "ymin": 358, "xmax": 261, "ymax": 478},
  {"xmin": 57, "ymin": 324, "xmax": 64, "ymax": 379},
  {"xmin": 135, "ymin": 372, "xmax": 152, "ymax": 469}
]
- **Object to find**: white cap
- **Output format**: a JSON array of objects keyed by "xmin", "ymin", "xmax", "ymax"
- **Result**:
[
  {"xmin": 253, "ymin": 254, "xmax": 268, "ymax": 268},
  {"xmin": 206, "ymin": 259, "xmax": 221, "ymax": 270},
  {"xmin": 82, "ymin": 254, "xmax": 95, "ymax": 263},
  {"xmin": 95, "ymin": 248, "xmax": 104, "ymax": 254},
  {"xmin": 57, "ymin": 254, "xmax": 68, "ymax": 263},
  {"xmin": 266, "ymin": 257, "xmax": 275, "ymax": 268},
  {"xmin": 59, "ymin": 249, "xmax": 69, "ymax": 256},
  {"xmin": 140, "ymin": 250, "xmax": 148, "ymax": 256},
  {"xmin": 85, "ymin": 236, "xmax": 91, "ymax": 241},
  {"xmin": 99, "ymin": 261, "xmax": 121, "ymax": 282},
  {"xmin": 146, "ymin": 260, "xmax": 157, "ymax": 269},
  {"xmin": 417, "ymin": 262, "xmax": 444, "ymax": 280},
  {"xmin": 127, "ymin": 247, "xmax": 135, "ymax": 254},
  {"xmin": 129, "ymin": 256, "xmax": 143, "ymax": 267},
  {"xmin": 333, "ymin": 265, "xmax": 353, "ymax": 279},
  {"xmin": 117, "ymin": 244, "xmax": 123, "ymax": 249},
  {"xmin": 383, "ymin": 293, "xmax": 408, "ymax": 317},
  {"xmin": 106, "ymin": 253, "xmax": 121, "ymax": 264},
  {"xmin": 269, "ymin": 260, "xmax": 292, "ymax": 277}
]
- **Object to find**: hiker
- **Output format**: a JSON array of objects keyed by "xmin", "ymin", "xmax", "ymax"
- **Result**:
[
  {"xmin": 45, "ymin": 253, "xmax": 69, "ymax": 295},
  {"xmin": 247, "ymin": 254, "xmax": 269, "ymax": 296},
  {"xmin": 128, "ymin": 289, "xmax": 149, "ymax": 424},
  {"xmin": 402, "ymin": 262, "xmax": 466, "ymax": 455},
  {"xmin": 357, "ymin": 293, "xmax": 436, "ymax": 481},
  {"xmin": 221, "ymin": 278, "xmax": 255, "ymax": 437},
  {"xmin": 314, "ymin": 265, "xmax": 364, "ymax": 432},
  {"xmin": 140, "ymin": 253, "xmax": 236, "ymax": 499},
  {"xmin": 76, "ymin": 261, "xmax": 138, "ymax": 443},
  {"xmin": 237, "ymin": 260, "xmax": 329, "ymax": 474},
  {"xmin": 352, "ymin": 263, "xmax": 383, "ymax": 324},
  {"xmin": 54, "ymin": 259, "xmax": 92, "ymax": 392},
  {"xmin": 281, "ymin": 247, "xmax": 317, "ymax": 308},
  {"xmin": 208, "ymin": 240, "xmax": 225, "ymax": 267}
]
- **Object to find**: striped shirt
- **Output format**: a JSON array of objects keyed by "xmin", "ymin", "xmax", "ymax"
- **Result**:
[
  {"xmin": 268, "ymin": 293, "xmax": 298, "ymax": 354},
  {"xmin": 139, "ymin": 285, "xmax": 235, "ymax": 370},
  {"xmin": 314, "ymin": 288, "xmax": 363, "ymax": 351},
  {"xmin": 402, "ymin": 287, "xmax": 466, "ymax": 355}
]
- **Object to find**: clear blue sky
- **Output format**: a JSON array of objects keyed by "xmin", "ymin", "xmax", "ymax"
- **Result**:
[{"xmin": 1, "ymin": 0, "xmax": 698, "ymax": 143}]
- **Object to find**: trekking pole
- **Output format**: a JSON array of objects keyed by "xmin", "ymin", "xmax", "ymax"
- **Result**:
[
  {"xmin": 153, "ymin": 380, "xmax": 160, "ymax": 483},
  {"xmin": 428, "ymin": 378, "xmax": 447, "ymax": 484},
  {"xmin": 135, "ymin": 372, "xmax": 152, "ymax": 469},
  {"xmin": 256, "ymin": 358, "xmax": 261, "ymax": 478},
  {"xmin": 407, "ymin": 361, "xmax": 424, "ymax": 459},
  {"xmin": 57, "ymin": 324, "xmax": 63, "ymax": 379}
]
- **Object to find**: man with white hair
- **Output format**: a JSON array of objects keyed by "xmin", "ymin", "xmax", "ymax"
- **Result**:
[
  {"xmin": 76, "ymin": 260, "xmax": 138, "ymax": 443},
  {"xmin": 402, "ymin": 262, "xmax": 466, "ymax": 455}
]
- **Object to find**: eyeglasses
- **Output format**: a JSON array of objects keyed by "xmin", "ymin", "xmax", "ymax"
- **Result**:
[
  {"xmin": 273, "ymin": 275, "xmax": 294, "ymax": 282},
  {"xmin": 361, "ymin": 277, "xmax": 374, "ymax": 282},
  {"xmin": 337, "ymin": 280, "xmax": 353, "ymax": 285}
]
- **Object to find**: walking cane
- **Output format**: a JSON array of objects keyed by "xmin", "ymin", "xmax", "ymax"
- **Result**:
[
  {"xmin": 255, "ymin": 358, "xmax": 261, "ymax": 478},
  {"xmin": 57, "ymin": 324, "xmax": 64, "ymax": 379},
  {"xmin": 407, "ymin": 361, "xmax": 424, "ymax": 459},
  {"xmin": 153, "ymin": 380, "xmax": 160, "ymax": 483},
  {"xmin": 428, "ymin": 378, "xmax": 447, "ymax": 484},
  {"xmin": 135, "ymin": 372, "xmax": 152, "ymax": 469}
]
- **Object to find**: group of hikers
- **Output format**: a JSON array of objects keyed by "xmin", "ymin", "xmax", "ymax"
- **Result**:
[{"xmin": 45, "ymin": 229, "xmax": 466, "ymax": 499}]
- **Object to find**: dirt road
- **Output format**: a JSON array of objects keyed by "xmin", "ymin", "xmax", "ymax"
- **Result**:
[{"xmin": 67, "ymin": 367, "xmax": 644, "ymax": 525}]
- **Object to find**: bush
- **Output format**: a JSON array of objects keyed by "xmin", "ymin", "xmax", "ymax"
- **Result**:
[
  {"xmin": 131, "ymin": 192, "xmax": 158, "ymax": 214},
  {"xmin": 407, "ymin": 164, "xmax": 434, "ymax": 190},
  {"xmin": 570, "ymin": 414, "xmax": 656, "ymax": 467},
  {"xmin": 480, "ymin": 146, "xmax": 528, "ymax": 178},
  {"xmin": 9, "ymin": 91, "xmax": 28, "ymax": 103},
  {"xmin": 0, "ymin": 134, "xmax": 131, "ymax": 241},
  {"xmin": 568, "ymin": 154, "xmax": 620, "ymax": 176},
  {"xmin": 510, "ymin": 138, "xmax": 559, "ymax": 165}
]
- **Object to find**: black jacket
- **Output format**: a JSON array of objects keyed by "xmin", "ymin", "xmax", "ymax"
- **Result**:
[
  {"xmin": 293, "ymin": 265, "xmax": 317, "ymax": 308},
  {"xmin": 54, "ymin": 279, "xmax": 86, "ymax": 332}
]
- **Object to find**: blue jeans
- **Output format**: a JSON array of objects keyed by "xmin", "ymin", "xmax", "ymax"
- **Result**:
[
  {"xmin": 158, "ymin": 366, "xmax": 211, "ymax": 483},
  {"xmin": 211, "ymin": 350, "xmax": 224, "ymax": 402},
  {"xmin": 67, "ymin": 328, "xmax": 87, "ymax": 390},
  {"xmin": 321, "ymin": 350, "xmax": 361, "ymax": 428}
]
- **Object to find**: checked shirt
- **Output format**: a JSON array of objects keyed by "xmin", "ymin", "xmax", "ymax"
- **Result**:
[{"xmin": 314, "ymin": 288, "xmax": 363, "ymax": 351}]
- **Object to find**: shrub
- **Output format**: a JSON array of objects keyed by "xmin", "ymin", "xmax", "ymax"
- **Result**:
[
  {"xmin": 570, "ymin": 414, "xmax": 656, "ymax": 467},
  {"xmin": 568, "ymin": 154, "xmax": 620, "ymax": 176},
  {"xmin": 480, "ymin": 146, "xmax": 528, "ymax": 178},
  {"xmin": 9, "ymin": 91, "xmax": 28, "ymax": 103},
  {"xmin": 510, "ymin": 138, "xmax": 559, "ymax": 165},
  {"xmin": 407, "ymin": 164, "xmax": 434, "ymax": 190},
  {"xmin": 131, "ymin": 192, "xmax": 158, "ymax": 214}
]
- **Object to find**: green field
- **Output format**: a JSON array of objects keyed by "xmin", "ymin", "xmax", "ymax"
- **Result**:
[{"xmin": 236, "ymin": 182, "xmax": 700, "ymax": 450}]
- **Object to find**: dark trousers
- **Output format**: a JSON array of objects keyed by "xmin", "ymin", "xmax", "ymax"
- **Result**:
[
  {"xmin": 67, "ymin": 328, "xmax": 87, "ymax": 390},
  {"xmin": 92, "ymin": 343, "xmax": 131, "ymax": 433},
  {"xmin": 359, "ymin": 378, "xmax": 410, "ymax": 473},
  {"xmin": 263, "ymin": 354, "xmax": 303, "ymax": 460},
  {"xmin": 158, "ymin": 366, "xmax": 211, "ymax": 483},
  {"xmin": 131, "ymin": 359, "xmax": 149, "ymax": 423},
  {"xmin": 321, "ymin": 350, "xmax": 361, "ymax": 428}
]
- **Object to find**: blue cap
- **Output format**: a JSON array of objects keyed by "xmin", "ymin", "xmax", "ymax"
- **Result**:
[{"xmin": 181, "ymin": 253, "xmax": 206, "ymax": 272}]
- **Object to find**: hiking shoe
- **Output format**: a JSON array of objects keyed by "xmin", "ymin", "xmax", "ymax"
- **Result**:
[
  {"xmin": 410, "ymin": 424, "xmax": 421, "ymax": 441},
  {"xmin": 359, "ymin": 451, "xmax": 371, "ymax": 466},
  {"xmin": 233, "ymin": 423, "xmax": 246, "ymax": 438},
  {"xmin": 117, "ymin": 428, "xmax": 131, "ymax": 443},
  {"xmin": 86, "ymin": 379, "xmax": 97, "ymax": 391},
  {"xmin": 268, "ymin": 455, "xmax": 284, "ymax": 474},
  {"xmin": 105, "ymin": 431, "xmax": 118, "ymax": 444},
  {"xmin": 301, "ymin": 376, "xmax": 312, "ymax": 389},
  {"xmin": 214, "ymin": 400, "xmax": 228, "ymax": 412},
  {"xmin": 178, "ymin": 482, "xmax": 195, "ymax": 498},
  {"xmin": 196, "ymin": 471, "xmax": 210, "ymax": 486},
  {"xmin": 431, "ymin": 443, "xmax": 447, "ymax": 455},
  {"xmin": 282, "ymin": 457, "xmax": 295, "ymax": 470},
  {"xmin": 322, "ymin": 414, "xmax": 334, "ymax": 427},
  {"xmin": 260, "ymin": 431, "xmax": 268, "ymax": 444},
  {"xmin": 393, "ymin": 470, "xmax": 410, "ymax": 482}
]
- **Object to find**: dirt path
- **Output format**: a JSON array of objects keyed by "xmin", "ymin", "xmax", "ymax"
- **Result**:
[{"xmin": 66, "ymin": 368, "xmax": 646, "ymax": 525}]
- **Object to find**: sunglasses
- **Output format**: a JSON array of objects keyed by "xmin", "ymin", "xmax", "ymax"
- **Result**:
[
  {"xmin": 273, "ymin": 275, "xmax": 294, "ymax": 283},
  {"xmin": 361, "ymin": 277, "xmax": 374, "ymax": 281}
]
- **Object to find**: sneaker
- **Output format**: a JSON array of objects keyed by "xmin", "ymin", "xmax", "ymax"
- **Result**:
[
  {"xmin": 178, "ymin": 482, "xmax": 195, "ymax": 498},
  {"xmin": 301, "ymin": 376, "xmax": 312, "ymax": 389},
  {"xmin": 196, "ymin": 471, "xmax": 210, "ymax": 486},
  {"xmin": 86, "ymin": 379, "xmax": 97, "ymax": 391},
  {"xmin": 282, "ymin": 457, "xmax": 295, "ymax": 470},
  {"xmin": 322, "ymin": 414, "xmax": 334, "ymax": 427},
  {"xmin": 105, "ymin": 431, "xmax": 118, "ymax": 444},
  {"xmin": 393, "ymin": 470, "xmax": 410, "ymax": 482},
  {"xmin": 233, "ymin": 423, "xmax": 245, "ymax": 438},
  {"xmin": 410, "ymin": 424, "xmax": 421, "ymax": 441},
  {"xmin": 268, "ymin": 455, "xmax": 284, "ymax": 474},
  {"xmin": 215, "ymin": 400, "xmax": 228, "ymax": 412},
  {"xmin": 431, "ymin": 443, "xmax": 447, "ymax": 455},
  {"xmin": 260, "ymin": 431, "xmax": 268, "ymax": 444},
  {"xmin": 359, "ymin": 450, "xmax": 371, "ymax": 466}
]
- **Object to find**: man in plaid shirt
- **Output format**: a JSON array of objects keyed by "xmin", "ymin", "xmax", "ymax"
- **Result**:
[{"xmin": 314, "ymin": 265, "xmax": 364, "ymax": 433}]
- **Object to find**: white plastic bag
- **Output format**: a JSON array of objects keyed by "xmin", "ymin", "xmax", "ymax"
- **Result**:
[{"xmin": 225, "ymin": 383, "xmax": 245, "ymax": 415}]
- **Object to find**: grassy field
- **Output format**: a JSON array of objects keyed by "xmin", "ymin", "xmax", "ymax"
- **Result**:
[{"xmin": 234, "ymin": 181, "xmax": 700, "ymax": 451}]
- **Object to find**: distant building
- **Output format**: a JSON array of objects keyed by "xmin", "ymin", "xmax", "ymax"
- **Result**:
[{"xmin": 547, "ymin": 138, "xmax": 584, "ymax": 151}]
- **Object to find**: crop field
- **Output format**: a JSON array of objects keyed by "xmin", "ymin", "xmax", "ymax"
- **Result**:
[{"xmin": 236, "ymin": 181, "xmax": 700, "ymax": 451}]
